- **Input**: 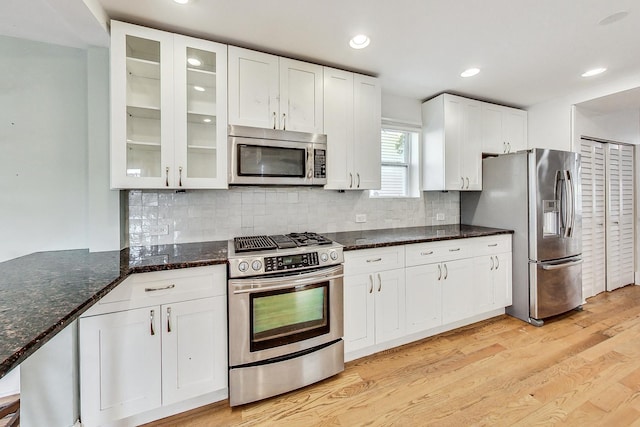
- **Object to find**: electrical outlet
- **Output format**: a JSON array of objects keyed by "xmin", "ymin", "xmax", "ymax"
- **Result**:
[
  {"xmin": 355, "ymin": 214, "xmax": 367, "ymax": 223},
  {"xmin": 149, "ymin": 224, "xmax": 170, "ymax": 235},
  {"xmin": 436, "ymin": 213, "xmax": 445, "ymax": 221}
]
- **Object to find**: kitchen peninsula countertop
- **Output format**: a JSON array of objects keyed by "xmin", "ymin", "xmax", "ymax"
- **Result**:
[
  {"xmin": 0, "ymin": 241, "xmax": 227, "ymax": 379},
  {"xmin": 0, "ymin": 224, "xmax": 511, "ymax": 380},
  {"xmin": 323, "ymin": 224, "xmax": 513, "ymax": 251}
]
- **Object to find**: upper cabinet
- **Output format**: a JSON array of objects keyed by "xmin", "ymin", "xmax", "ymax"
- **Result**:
[
  {"xmin": 324, "ymin": 68, "xmax": 381, "ymax": 190},
  {"xmin": 110, "ymin": 21, "xmax": 228, "ymax": 189},
  {"xmin": 228, "ymin": 46, "xmax": 323, "ymax": 133},
  {"xmin": 422, "ymin": 94, "xmax": 482, "ymax": 191},
  {"xmin": 482, "ymin": 103, "xmax": 527, "ymax": 155}
]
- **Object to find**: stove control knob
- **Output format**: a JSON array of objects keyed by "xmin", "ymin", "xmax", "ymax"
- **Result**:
[
  {"xmin": 252, "ymin": 260, "xmax": 263, "ymax": 271},
  {"xmin": 330, "ymin": 250, "xmax": 339, "ymax": 260},
  {"xmin": 238, "ymin": 261, "xmax": 249, "ymax": 272},
  {"xmin": 320, "ymin": 252, "xmax": 329, "ymax": 262}
]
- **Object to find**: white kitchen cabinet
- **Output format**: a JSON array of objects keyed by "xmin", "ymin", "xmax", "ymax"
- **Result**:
[
  {"xmin": 228, "ymin": 46, "xmax": 323, "ymax": 133},
  {"xmin": 405, "ymin": 263, "xmax": 442, "ymax": 333},
  {"xmin": 110, "ymin": 21, "xmax": 228, "ymax": 189},
  {"xmin": 79, "ymin": 265, "xmax": 227, "ymax": 427},
  {"xmin": 422, "ymin": 93, "xmax": 482, "ymax": 191},
  {"xmin": 324, "ymin": 67, "xmax": 381, "ymax": 190},
  {"xmin": 482, "ymin": 103, "xmax": 527, "ymax": 154},
  {"xmin": 473, "ymin": 251, "xmax": 512, "ymax": 313},
  {"xmin": 441, "ymin": 258, "xmax": 476, "ymax": 324},
  {"xmin": 344, "ymin": 247, "xmax": 405, "ymax": 353}
]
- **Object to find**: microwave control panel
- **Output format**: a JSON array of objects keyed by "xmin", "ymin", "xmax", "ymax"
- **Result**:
[{"xmin": 314, "ymin": 149, "xmax": 326, "ymax": 178}]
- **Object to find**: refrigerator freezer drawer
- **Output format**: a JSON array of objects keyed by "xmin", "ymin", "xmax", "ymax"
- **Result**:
[{"xmin": 530, "ymin": 257, "xmax": 583, "ymax": 320}]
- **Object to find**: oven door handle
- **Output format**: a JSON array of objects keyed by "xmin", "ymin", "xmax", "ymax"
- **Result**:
[{"xmin": 229, "ymin": 266, "xmax": 344, "ymax": 293}]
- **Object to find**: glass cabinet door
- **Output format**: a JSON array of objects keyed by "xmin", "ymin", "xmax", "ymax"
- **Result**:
[{"xmin": 173, "ymin": 35, "xmax": 228, "ymax": 189}]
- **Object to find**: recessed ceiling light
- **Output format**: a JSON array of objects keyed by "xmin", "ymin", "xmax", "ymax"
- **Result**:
[
  {"xmin": 349, "ymin": 34, "xmax": 370, "ymax": 49},
  {"xmin": 193, "ymin": 85, "xmax": 205, "ymax": 92},
  {"xmin": 460, "ymin": 68, "xmax": 480, "ymax": 78},
  {"xmin": 599, "ymin": 11, "xmax": 629, "ymax": 26},
  {"xmin": 582, "ymin": 67, "xmax": 607, "ymax": 77},
  {"xmin": 174, "ymin": 0, "xmax": 189, "ymax": 4},
  {"xmin": 187, "ymin": 57, "xmax": 201, "ymax": 66}
]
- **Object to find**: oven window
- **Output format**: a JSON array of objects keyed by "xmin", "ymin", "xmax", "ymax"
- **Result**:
[
  {"xmin": 250, "ymin": 282, "xmax": 329, "ymax": 352},
  {"xmin": 238, "ymin": 144, "xmax": 306, "ymax": 177}
]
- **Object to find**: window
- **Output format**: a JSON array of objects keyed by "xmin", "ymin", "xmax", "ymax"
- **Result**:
[{"xmin": 370, "ymin": 123, "xmax": 420, "ymax": 198}]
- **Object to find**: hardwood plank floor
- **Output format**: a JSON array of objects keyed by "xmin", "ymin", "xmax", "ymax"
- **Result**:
[{"xmin": 146, "ymin": 285, "xmax": 640, "ymax": 426}]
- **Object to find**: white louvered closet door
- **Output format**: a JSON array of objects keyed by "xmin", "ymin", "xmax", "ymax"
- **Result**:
[
  {"xmin": 606, "ymin": 143, "xmax": 635, "ymax": 291},
  {"xmin": 580, "ymin": 140, "xmax": 606, "ymax": 298}
]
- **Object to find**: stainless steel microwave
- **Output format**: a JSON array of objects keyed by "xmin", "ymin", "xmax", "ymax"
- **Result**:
[{"xmin": 228, "ymin": 125, "xmax": 327, "ymax": 186}]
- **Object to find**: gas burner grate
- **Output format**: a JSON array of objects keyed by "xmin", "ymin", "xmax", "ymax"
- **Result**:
[
  {"xmin": 234, "ymin": 236, "xmax": 276, "ymax": 253},
  {"xmin": 287, "ymin": 232, "xmax": 332, "ymax": 246}
]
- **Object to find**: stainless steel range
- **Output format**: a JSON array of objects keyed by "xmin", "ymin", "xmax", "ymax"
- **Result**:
[{"xmin": 227, "ymin": 232, "xmax": 344, "ymax": 406}]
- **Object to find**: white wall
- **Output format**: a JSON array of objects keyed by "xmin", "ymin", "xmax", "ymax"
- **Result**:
[
  {"xmin": 381, "ymin": 92, "xmax": 422, "ymax": 125},
  {"xmin": 0, "ymin": 36, "xmax": 117, "ymax": 262}
]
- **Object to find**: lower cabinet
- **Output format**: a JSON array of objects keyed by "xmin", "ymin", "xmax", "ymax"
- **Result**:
[
  {"xmin": 346, "ymin": 235, "xmax": 512, "ymax": 360},
  {"xmin": 79, "ymin": 265, "xmax": 227, "ymax": 427}
]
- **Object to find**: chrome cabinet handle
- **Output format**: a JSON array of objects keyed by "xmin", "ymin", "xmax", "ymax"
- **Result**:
[
  {"xmin": 437, "ymin": 264, "xmax": 442, "ymax": 280},
  {"xmin": 490, "ymin": 256, "xmax": 494, "ymax": 270},
  {"xmin": 449, "ymin": 248, "xmax": 461, "ymax": 252},
  {"xmin": 460, "ymin": 177, "xmax": 464, "ymax": 189},
  {"xmin": 167, "ymin": 307, "xmax": 172, "ymax": 333},
  {"xmin": 369, "ymin": 275, "xmax": 373, "ymax": 293},
  {"xmin": 282, "ymin": 113, "xmax": 286, "ymax": 130},
  {"xmin": 178, "ymin": 166, "xmax": 183, "ymax": 187},
  {"xmin": 443, "ymin": 263, "xmax": 448, "ymax": 280},
  {"xmin": 145, "ymin": 284, "xmax": 176, "ymax": 292},
  {"xmin": 357, "ymin": 173, "xmax": 361, "ymax": 188},
  {"xmin": 367, "ymin": 258, "xmax": 382, "ymax": 263},
  {"xmin": 495, "ymin": 256, "xmax": 499, "ymax": 270},
  {"xmin": 165, "ymin": 166, "xmax": 170, "ymax": 187},
  {"xmin": 273, "ymin": 112, "xmax": 277, "ymax": 129},
  {"xmin": 421, "ymin": 251, "xmax": 434, "ymax": 256},
  {"xmin": 465, "ymin": 177, "xmax": 470, "ymax": 189},
  {"xmin": 488, "ymin": 243, "xmax": 498, "ymax": 247},
  {"xmin": 377, "ymin": 273, "xmax": 382, "ymax": 292},
  {"xmin": 150, "ymin": 309, "xmax": 156, "ymax": 336},
  {"xmin": 349, "ymin": 173, "xmax": 353, "ymax": 188}
]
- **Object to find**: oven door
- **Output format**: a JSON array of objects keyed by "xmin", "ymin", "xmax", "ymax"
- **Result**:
[
  {"xmin": 228, "ymin": 136, "xmax": 314, "ymax": 185},
  {"xmin": 228, "ymin": 265, "xmax": 343, "ymax": 366}
]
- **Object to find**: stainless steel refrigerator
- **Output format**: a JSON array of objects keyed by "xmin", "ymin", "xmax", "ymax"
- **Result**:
[{"xmin": 461, "ymin": 148, "xmax": 582, "ymax": 326}]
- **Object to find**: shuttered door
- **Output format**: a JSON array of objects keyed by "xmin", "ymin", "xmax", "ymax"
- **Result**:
[{"xmin": 580, "ymin": 140, "xmax": 606, "ymax": 297}]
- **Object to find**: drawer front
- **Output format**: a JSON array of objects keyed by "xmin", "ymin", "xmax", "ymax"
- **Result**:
[
  {"xmin": 405, "ymin": 240, "xmax": 473, "ymax": 266},
  {"xmin": 474, "ymin": 235, "xmax": 512, "ymax": 256},
  {"xmin": 344, "ymin": 246, "xmax": 405, "ymax": 275},
  {"xmin": 83, "ymin": 265, "xmax": 226, "ymax": 316}
]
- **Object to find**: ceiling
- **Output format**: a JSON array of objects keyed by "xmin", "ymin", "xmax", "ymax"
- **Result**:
[{"xmin": 3, "ymin": 0, "xmax": 640, "ymax": 111}]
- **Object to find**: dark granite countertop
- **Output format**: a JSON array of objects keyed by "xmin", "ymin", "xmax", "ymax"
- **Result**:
[
  {"xmin": 0, "ymin": 240, "xmax": 227, "ymax": 380},
  {"xmin": 323, "ymin": 224, "xmax": 513, "ymax": 251}
]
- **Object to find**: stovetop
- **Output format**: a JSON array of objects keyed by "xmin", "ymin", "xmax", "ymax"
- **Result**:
[
  {"xmin": 233, "ymin": 232, "xmax": 332, "ymax": 253},
  {"xmin": 228, "ymin": 232, "xmax": 343, "ymax": 278}
]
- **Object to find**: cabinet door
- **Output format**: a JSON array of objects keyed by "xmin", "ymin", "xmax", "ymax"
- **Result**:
[
  {"xmin": 80, "ymin": 307, "xmax": 162, "ymax": 426},
  {"xmin": 405, "ymin": 264, "xmax": 442, "ymax": 333},
  {"xmin": 173, "ymin": 35, "xmax": 228, "ymax": 189},
  {"xmin": 473, "ymin": 256, "xmax": 495, "ymax": 314},
  {"xmin": 374, "ymin": 268, "xmax": 406, "ymax": 343},
  {"xmin": 279, "ymin": 58, "xmax": 323, "ymax": 133},
  {"xmin": 481, "ymin": 104, "xmax": 505, "ymax": 154},
  {"xmin": 443, "ymin": 95, "xmax": 464, "ymax": 190},
  {"xmin": 502, "ymin": 108, "xmax": 527, "ymax": 153},
  {"xmin": 343, "ymin": 273, "xmax": 375, "ymax": 353},
  {"xmin": 441, "ymin": 258, "xmax": 475, "ymax": 324},
  {"xmin": 228, "ymin": 46, "xmax": 279, "ymax": 129},
  {"xmin": 353, "ymin": 74, "xmax": 381, "ymax": 190},
  {"xmin": 461, "ymin": 100, "xmax": 483, "ymax": 190},
  {"xmin": 323, "ymin": 67, "xmax": 354, "ymax": 190},
  {"xmin": 162, "ymin": 296, "xmax": 227, "ymax": 405},
  {"xmin": 110, "ymin": 21, "xmax": 175, "ymax": 188},
  {"xmin": 493, "ymin": 252, "xmax": 512, "ymax": 307}
]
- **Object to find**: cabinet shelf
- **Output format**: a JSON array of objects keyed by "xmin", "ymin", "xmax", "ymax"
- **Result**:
[
  {"xmin": 127, "ymin": 140, "xmax": 161, "ymax": 147},
  {"xmin": 187, "ymin": 145, "xmax": 216, "ymax": 151},
  {"xmin": 188, "ymin": 68, "xmax": 217, "ymax": 89},
  {"xmin": 127, "ymin": 57, "xmax": 160, "ymax": 79}
]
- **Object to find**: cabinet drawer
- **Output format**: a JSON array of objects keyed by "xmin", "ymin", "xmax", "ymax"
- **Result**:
[
  {"xmin": 344, "ymin": 246, "xmax": 405, "ymax": 275},
  {"xmin": 405, "ymin": 240, "xmax": 473, "ymax": 267},
  {"xmin": 473, "ymin": 235, "xmax": 512, "ymax": 256},
  {"xmin": 84, "ymin": 265, "xmax": 226, "ymax": 316}
]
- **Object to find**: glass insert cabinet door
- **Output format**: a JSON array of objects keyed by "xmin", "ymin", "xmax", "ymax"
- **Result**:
[{"xmin": 110, "ymin": 21, "xmax": 228, "ymax": 189}]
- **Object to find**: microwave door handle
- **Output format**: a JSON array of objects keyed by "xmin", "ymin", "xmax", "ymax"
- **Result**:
[{"xmin": 307, "ymin": 148, "xmax": 313, "ymax": 179}]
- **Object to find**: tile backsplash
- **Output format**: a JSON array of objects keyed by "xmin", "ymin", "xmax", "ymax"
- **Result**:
[{"xmin": 125, "ymin": 188, "xmax": 460, "ymax": 246}]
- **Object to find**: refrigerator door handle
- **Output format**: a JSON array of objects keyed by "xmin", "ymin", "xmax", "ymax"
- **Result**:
[
  {"xmin": 541, "ymin": 259, "xmax": 583, "ymax": 270},
  {"xmin": 564, "ymin": 169, "xmax": 575, "ymax": 238}
]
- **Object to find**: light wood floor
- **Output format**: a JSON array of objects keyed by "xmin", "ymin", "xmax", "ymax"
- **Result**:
[{"xmin": 147, "ymin": 285, "xmax": 640, "ymax": 426}]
